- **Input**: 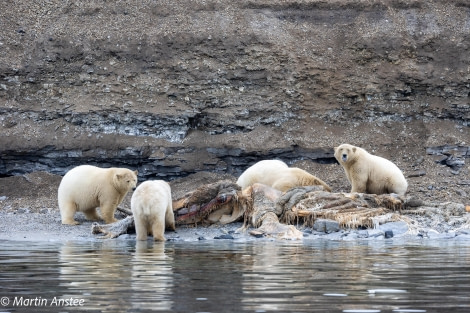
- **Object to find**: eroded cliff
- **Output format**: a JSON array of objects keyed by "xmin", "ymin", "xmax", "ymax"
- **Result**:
[{"xmin": 0, "ymin": 0, "xmax": 468, "ymax": 191}]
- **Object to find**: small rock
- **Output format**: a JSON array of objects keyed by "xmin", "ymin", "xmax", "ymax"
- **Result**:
[
  {"xmin": 384, "ymin": 230, "xmax": 394, "ymax": 238},
  {"xmin": 39, "ymin": 208, "xmax": 50, "ymax": 214},
  {"xmin": 17, "ymin": 208, "xmax": 30, "ymax": 214},
  {"xmin": 313, "ymin": 219, "xmax": 340, "ymax": 233},
  {"xmin": 357, "ymin": 230, "xmax": 369, "ymax": 238},
  {"xmin": 406, "ymin": 197, "xmax": 424, "ymax": 207},
  {"xmin": 0, "ymin": 196, "xmax": 7, "ymax": 201},
  {"xmin": 214, "ymin": 234, "xmax": 234, "ymax": 240},
  {"xmin": 408, "ymin": 170, "xmax": 426, "ymax": 178},
  {"xmin": 413, "ymin": 156, "xmax": 424, "ymax": 166},
  {"xmin": 198, "ymin": 236, "xmax": 206, "ymax": 241}
]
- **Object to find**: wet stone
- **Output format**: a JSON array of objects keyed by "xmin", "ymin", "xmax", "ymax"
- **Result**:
[
  {"xmin": 313, "ymin": 219, "xmax": 340, "ymax": 233},
  {"xmin": 214, "ymin": 234, "xmax": 234, "ymax": 240}
]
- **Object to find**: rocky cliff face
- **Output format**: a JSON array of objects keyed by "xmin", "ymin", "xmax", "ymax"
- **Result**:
[{"xmin": 0, "ymin": 0, "xmax": 469, "ymax": 183}]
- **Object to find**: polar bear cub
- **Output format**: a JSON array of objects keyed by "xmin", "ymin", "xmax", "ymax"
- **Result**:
[
  {"xmin": 236, "ymin": 159, "xmax": 331, "ymax": 192},
  {"xmin": 58, "ymin": 165, "xmax": 138, "ymax": 225},
  {"xmin": 131, "ymin": 180, "xmax": 176, "ymax": 241},
  {"xmin": 334, "ymin": 143, "xmax": 408, "ymax": 196}
]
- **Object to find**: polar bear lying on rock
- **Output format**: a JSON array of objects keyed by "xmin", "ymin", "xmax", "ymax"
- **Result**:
[{"xmin": 236, "ymin": 159, "xmax": 331, "ymax": 192}]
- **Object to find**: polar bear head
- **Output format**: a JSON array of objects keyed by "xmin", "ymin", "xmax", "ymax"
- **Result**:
[
  {"xmin": 334, "ymin": 144, "xmax": 358, "ymax": 164},
  {"xmin": 113, "ymin": 168, "xmax": 138, "ymax": 192}
]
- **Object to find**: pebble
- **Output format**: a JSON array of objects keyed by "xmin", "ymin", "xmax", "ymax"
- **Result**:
[
  {"xmin": 16, "ymin": 208, "xmax": 30, "ymax": 214},
  {"xmin": 384, "ymin": 230, "xmax": 394, "ymax": 238},
  {"xmin": 214, "ymin": 234, "xmax": 234, "ymax": 240}
]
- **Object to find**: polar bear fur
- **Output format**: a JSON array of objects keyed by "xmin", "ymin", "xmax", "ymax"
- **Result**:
[
  {"xmin": 131, "ymin": 180, "xmax": 175, "ymax": 241},
  {"xmin": 58, "ymin": 165, "xmax": 138, "ymax": 225},
  {"xmin": 334, "ymin": 144, "xmax": 408, "ymax": 196},
  {"xmin": 236, "ymin": 159, "xmax": 332, "ymax": 192}
]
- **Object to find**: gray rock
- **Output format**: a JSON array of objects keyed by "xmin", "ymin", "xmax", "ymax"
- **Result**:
[
  {"xmin": 214, "ymin": 234, "xmax": 234, "ymax": 240},
  {"xmin": 313, "ymin": 219, "xmax": 340, "ymax": 234},
  {"xmin": 367, "ymin": 229, "xmax": 385, "ymax": 238}
]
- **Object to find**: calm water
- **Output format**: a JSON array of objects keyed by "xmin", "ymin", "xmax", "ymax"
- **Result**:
[{"xmin": 0, "ymin": 239, "xmax": 469, "ymax": 313}]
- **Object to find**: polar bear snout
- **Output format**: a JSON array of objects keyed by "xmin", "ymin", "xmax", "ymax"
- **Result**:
[{"xmin": 342, "ymin": 153, "xmax": 348, "ymax": 162}]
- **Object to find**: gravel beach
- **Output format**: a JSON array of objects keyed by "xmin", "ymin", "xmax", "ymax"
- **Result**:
[{"xmin": 1, "ymin": 170, "xmax": 469, "ymax": 243}]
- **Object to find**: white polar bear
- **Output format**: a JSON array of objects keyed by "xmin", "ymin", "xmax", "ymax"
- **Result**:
[
  {"xmin": 131, "ymin": 180, "xmax": 175, "ymax": 241},
  {"xmin": 334, "ymin": 143, "xmax": 408, "ymax": 196},
  {"xmin": 236, "ymin": 160, "xmax": 288, "ymax": 189},
  {"xmin": 236, "ymin": 159, "xmax": 331, "ymax": 192},
  {"xmin": 58, "ymin": 165, "xmax": 138, "ymax": 225}
]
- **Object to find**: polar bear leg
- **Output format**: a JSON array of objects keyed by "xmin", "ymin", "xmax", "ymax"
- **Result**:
[
  {"xmin": 83, "ymin": 208, "xmax": 100, "ymax": 221},
  {"xmin": 350, "ymin": 180, "xmax": 367, "ymax": 193},
  {"xmin": 135, "ymin": 217, "xmax": 148, "ymax": 241},
  {"xmin": 165, "ymin": 203, "xmax": 176, "ymax": 231},
  {"xmin": 60, "ymin": 201, "xmax": 80, "ymax": 225},
  {"xmin": 100, "ymin": 202, "xmax": 119, "ymax": 224},
  {"xmin": 151, "ymin": 220, "xmax": 166, "ymax": 241}
]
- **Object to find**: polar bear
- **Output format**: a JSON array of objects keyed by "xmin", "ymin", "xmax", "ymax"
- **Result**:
[
  {"xmin": 334, "ymin": 144, "xmax": 408, "ymax": 196},
  {"xmin": 58, "ymin": 165, "xmax": 138, "ymax": 225},
  {"xmin": 131, "ymin": 180, "xmax": 175, "ymax": 241},
  {"xmin": 236, "ymin": 159, "xmax": 331, "ymax": 192}
]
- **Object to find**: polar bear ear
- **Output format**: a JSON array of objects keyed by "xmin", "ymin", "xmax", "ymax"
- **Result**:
[
  {"xmin": 352, "ymin": 147, "xmax": 356, "ymax": 153},
  {"xmin": 133, "ymin": 170, "xmax": 138, "ymax": 176},
  {"xmin": 334, "ymin": 146, "xmax": 338, "ymax": 152}
]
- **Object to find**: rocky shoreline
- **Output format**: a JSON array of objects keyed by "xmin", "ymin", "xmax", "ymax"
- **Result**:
[
  {"xmin": 2, "ymin": 208, "xmax": 470, "ymax": 243},
  {"xmin": 1, "ymin": 171, "xmax": 469, "ymax": 243}
]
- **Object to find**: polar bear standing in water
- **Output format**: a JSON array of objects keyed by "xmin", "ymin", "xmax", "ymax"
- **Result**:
[
  {"xmin": 334, "ymin": 144, "xmax": 408, "ymax": 196},
  {"xmin": 131, "ymin": 180, "xmax": 175, "ymax": 241}
]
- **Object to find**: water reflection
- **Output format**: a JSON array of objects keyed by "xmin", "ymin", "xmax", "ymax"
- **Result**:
[
  {"xmin": 131, "ymin": 241, "xmax": 173, "ymax": 311},
  {"xmin": 0, "ymin": 239, "xmax": 469, "ymax": 313}
]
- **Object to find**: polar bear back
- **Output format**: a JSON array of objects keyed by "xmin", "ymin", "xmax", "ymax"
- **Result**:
[
  {"xmin": 236, "ymin": 159, "xmax": 331, "ymax": 192},
  {"xmin": 236, "ymin": 159, "xmax": 289, "ymax": 189},
  {"xmin": 58, "ymin": 165, "xmax": 110, "ymax": 211},
  {"xmin": 365, "ymin": 154, "xmax": 408, "ymax": 195},
  {"xmin": 131, "ymin": 180, "xmax": 171, "ymax": 217},
  {"xmin": 131, "ymin": 180, "xmax": 175, "ymax": 241}
]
